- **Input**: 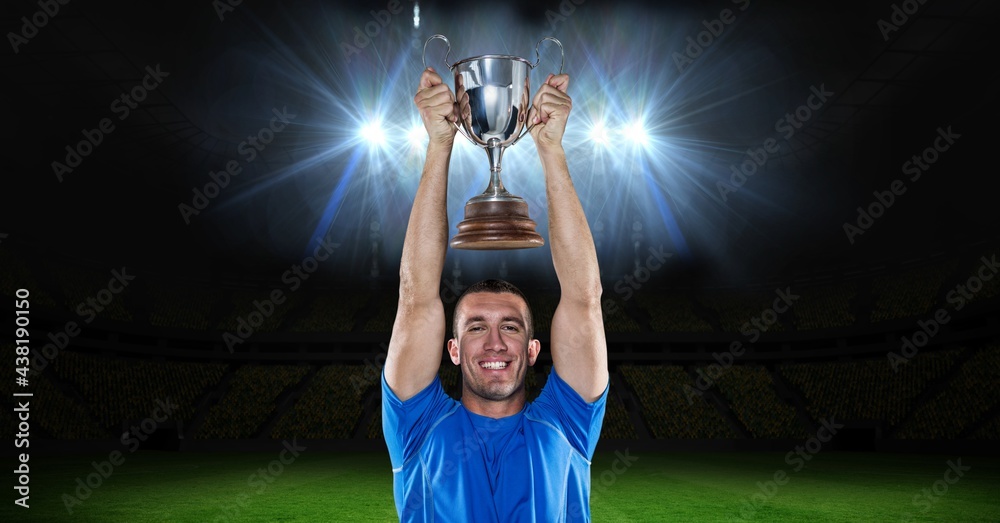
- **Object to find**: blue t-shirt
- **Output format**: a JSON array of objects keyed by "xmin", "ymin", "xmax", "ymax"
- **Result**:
[{"xmin": 382, "ymin": 369, "xmax": 608, "ymax": 522}]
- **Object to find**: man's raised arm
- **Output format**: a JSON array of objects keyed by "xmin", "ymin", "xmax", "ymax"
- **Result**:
[
  {"xmin": 383, "ymin": 68, "xmax": 458, "ymax": 401},
  {"xmin": 530, "ymin": 74, "xmax": 609, "ymax": 402}
]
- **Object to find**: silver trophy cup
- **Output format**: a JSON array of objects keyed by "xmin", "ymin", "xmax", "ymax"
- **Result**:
[{"xmin": 422, "ymin": 34, "xmax": 564, "ymax": 250}]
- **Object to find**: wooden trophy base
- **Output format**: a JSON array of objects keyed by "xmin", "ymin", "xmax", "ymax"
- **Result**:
[{"xmin": 450, "ymin": 198, "xmax": 544, "ymax": 250}]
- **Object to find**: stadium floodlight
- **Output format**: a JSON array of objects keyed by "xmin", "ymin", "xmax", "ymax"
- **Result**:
[
  {"xmin": 360, "ymin": 121, "xmax": 386, "ymax": 148},
  {"xmin": 622, "ymin": 120, "xmax": 649, "ymax": 147},
  {"xmin": 589, "ymin": 121, "xmax": 611, "ymax": 147},
  {"xmin": 407, "ymin": 124, "xmax": 426, "ymax": 148}
]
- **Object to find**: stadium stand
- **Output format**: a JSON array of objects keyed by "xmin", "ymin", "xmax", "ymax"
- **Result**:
[
  {"xmin": 794, "ymin": 282, "xmax": 857, "ymax": 330},
  {"xmin": 601, "ymin": 295, "xmax": 642, "ymax": 333},
  {"xmin": 970, "ymin": 413, "xmax": 1000, "ymax": 440},
  {"xmin": 779, "ymin": 349, "xmax": 961, "ymax": 428},
  {"xmin": 620, "ymin": 365, "xmax": 736, "ymax": 438},
  {"xmin": 1, "ymin": 344, "xmax": 108, "ymax": 439},
  {"xmin": 870, "ymin": 259, "xmax": 957, "ymax": 323},
  {"xmin": 0, "ymin": 249, "xmax": 59, "ymax": 310},
  {"xmin": 525, "ymin": 291, "xmax": 559, "ymax": 334},
  {"xmin": 708, "ymin": 365, "xmax": 807, "ymax": 439},
  {"xmin": 197, "ymin": 364, "xmax": 310, "ymax": 439},
  {"xmin": 51, "ymin": 351, "xmax": 227, "ymax": 428},
  {"xmin": 363, "ymin": 291, "xmax": 398, "ymax": 332},
  {"xmin": 271, "ymin": 365, "xmax": 368, "ymax": 439},
  {"xmin": 601, "ymin": 382, "xmax": 637, "ymax": 439},
  {"xmin": 291, "ymin": 292, "xmax": 368, "ymax": 332},
  {"xmin": 895, "ymin": 345, "xmax": 1000, "ymax": 439},
  {"xmin": 50, "ymin": 262, "xmax": 134, "ymax": 322},
  {"xmin": 697, "ymin": 289, "xmax": 789, "ymax": 334},
  {"xmin": 148, "ymin": 280, "xmax": 221, "ymax": 331},
  {"xmin": 637, "ymin": 292, "xmax": 714, "ymax": 333},
  {"xmin": 215, "ymin": 289, "xmax": 303, "ymax": 333},
  {"xmin": 959, "ymin": 246, "xmax": 1000, "ymax": 307}
]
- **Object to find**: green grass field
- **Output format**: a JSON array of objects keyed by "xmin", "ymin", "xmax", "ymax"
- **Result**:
[{"xmin": 6, "ymin": 450, "xmax": 999, "ymax": 522}]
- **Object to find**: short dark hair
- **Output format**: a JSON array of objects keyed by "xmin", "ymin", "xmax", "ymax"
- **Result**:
[{"xmin": 453, "ymin": 279, "xmax": 534, "ymax": 339}]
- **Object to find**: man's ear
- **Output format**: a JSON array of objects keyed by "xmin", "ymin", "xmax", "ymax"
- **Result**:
[
  {"xmin": 447, "ymin": 338, "xmax": 461, "ymax": 365},
  {"xmin": 527, "ymin": 338, "xmax": 541, "ymax": 366}
]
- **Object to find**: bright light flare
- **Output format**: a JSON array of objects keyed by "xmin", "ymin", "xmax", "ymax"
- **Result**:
[
  {"xmin": 622, "ymin": 121, "xmax": 649, "ymax": 146},
  {"xmin": 407, "ymin": 124, "xmax": 426, "ymax": 148},
  {"xmin": 589, "ymin": 121, "xmax": 611, "ymax": 146},
  {"xmin": 360, "ymin": 121, "xmax": 386, "ymax": 147}
]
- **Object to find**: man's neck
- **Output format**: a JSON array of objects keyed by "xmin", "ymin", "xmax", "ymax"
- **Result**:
[{"xmin": 461, "ymin": 390, "xmax": 526, "ymax": 419}]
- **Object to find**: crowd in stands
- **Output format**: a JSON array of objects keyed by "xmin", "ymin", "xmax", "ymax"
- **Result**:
[
  {"xmin": 601, "ymin": 386, "xmax": 637, "ymax": 439},
  {"xmin": 619, "ymin": 364, "xmax": 736, "ymax": 438},
  {"xmin": 895, "ymin": 345, "xmax": 999, "ymax": 439},
  {"xmin": 637, "ymin": 293, "xmax": 714, "ymax": 333},
  {"xmin": 970, "ymin": 413, "xmax": 1000, "ymax": 440},
  {"xmin": 601, "ymin": 295, "xmax": 642, "ymax": 332},
  {"xmin": 439, "ymin": 363, "xmax": 463, "ymax": 400},
  {"xmin": 0, "ymin": 344, "xmax": 107, "ymax": 439},
  {"xmin": 215, "ymin": 290, "xmax": 303, "ymax": 333},
  {"xmin": 710, "ymin": 365, "xmax": 806, "ymax": 439},
  {"xmin": 51, "ymin": 351, "xmax": 227, "ymax": 429},
  {"xmin": 271, "ymin": 365, "xmax": 367, "ymax": 439},
  {"xmin": 525, "ymin": 291, "xmax": 559, "ymax": 334},
  {"xmin": 291, "ymin": 293, "xmax": 368, "ymax": 332},
  {"xmin": 794, "ymin": 282, "xmax": 857, "ymax": 330},
  {"xmin": 51, "ymin": 262, "xmax": 134, "ymax": 322},
  {"xmin": 870, "ymin": 260, "xmax": 956, "ymax": 323},
  {"xmin": 698, "ymin": 290, "xmax": 789, "ymax": 334},
  {"xmin": 955, "ymin": 247, "xmax": 1000, "ymax": 308},
  {"xmin": 779, "ymin": 349, "xmax": 961, "ymax": 427},
  {"xmin": 148, "ymin": 281, "xmax": 221, "ymax": 331},
  {"xmin": 0, "ymin": 249, "xmax": 59, "ymax": 310},
  {"xmin": 363, "ymin": 292, "xmax": 398, "ymax": 332},
  {"xmin": 31, "ymin": 374, "xmax": 110, "ymax": 439},
  {"xmin": 197, "ymin": 365, "xmax": 310, "ymax": 439}
]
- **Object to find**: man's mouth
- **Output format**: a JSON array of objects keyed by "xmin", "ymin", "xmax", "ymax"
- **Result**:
[{"xmin": 479, "ymin": 361, "xmax": 509, "ymax": 370}]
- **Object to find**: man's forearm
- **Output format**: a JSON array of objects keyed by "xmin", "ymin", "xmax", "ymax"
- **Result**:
[
  {"xmin": 399, "ymin": 142, "xmax": 452, "ymax": 305},
  {"xmin": 541, "ymin": 146, "xmax": 602, "ymax": 302}
]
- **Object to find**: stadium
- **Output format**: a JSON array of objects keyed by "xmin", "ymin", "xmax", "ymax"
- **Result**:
[{"xmin": 2, "ymin": 0, "xmax": 999, "ymax": 521}]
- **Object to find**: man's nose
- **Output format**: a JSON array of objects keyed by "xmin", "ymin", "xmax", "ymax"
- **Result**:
[{"xmin": 484, "ymin": 327, "xmax": 506, "ymax": 351}]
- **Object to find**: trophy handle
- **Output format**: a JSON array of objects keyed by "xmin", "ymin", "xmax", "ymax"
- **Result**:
[
  {"xmin": 510, "ymin": 36, "xmax": 565, "ymax": 147},
  {"xmin": 530, "ymin": 36, "xmax": 565, "ymax": 74},
  {"xmin": 422, "ymin": 35, "xmax": 480, "ymax": 146},
  {"xmin": 422, "ymin": 34, "xmax": 456, "ymax": 71}
]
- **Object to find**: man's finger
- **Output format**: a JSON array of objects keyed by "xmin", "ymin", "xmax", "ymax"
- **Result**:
[
  {"xmin": 546, "ymin": 73, "xmax": 570, "ymax": 93},
  {"xmin": 419, "ymin": 67, "xmax": 443, "ymax": 89}
]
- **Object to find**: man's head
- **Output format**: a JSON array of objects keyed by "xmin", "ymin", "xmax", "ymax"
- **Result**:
[{"xmin": 448, "ymin": 279, "xmax": 540, "ymax": 408}]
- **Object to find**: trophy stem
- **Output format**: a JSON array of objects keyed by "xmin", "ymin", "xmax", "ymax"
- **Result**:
[{"xmin": 481, "ymin": 140, "xmax": 513, "ymax": 200}]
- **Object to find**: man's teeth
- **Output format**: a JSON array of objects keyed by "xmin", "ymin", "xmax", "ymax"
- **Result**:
[{"xmin": 481, "ymin": 361, "xmax": 508, "ymax": 370}]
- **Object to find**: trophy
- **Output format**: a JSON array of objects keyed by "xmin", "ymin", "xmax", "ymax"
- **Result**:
[{"xmin": 422, "ymin": 34, "xmax": 564, "ymax": 250}]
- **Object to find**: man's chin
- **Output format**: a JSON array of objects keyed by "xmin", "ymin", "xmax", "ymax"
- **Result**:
[{"xmin": 468, "ymin": 380, "xmax": 520, "ymax": 402}]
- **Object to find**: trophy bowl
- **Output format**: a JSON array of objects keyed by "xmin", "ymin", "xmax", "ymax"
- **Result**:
[{"xmin": 423, "ymin": 35, "xmax": 564, "ymax": 250}]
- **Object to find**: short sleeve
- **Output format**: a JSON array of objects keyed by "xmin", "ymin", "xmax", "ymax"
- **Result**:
[
  {"xmin": 382, "ymin": 372, "xmax": 456, "ymax": 468},
  {"xmin": 527, "ymin": 369, "xmax": 608, "ymax": 459}
]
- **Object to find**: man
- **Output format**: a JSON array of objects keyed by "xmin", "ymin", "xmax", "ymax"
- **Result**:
[{"xmin": 382, "ymin": 66, "xmax": 609, "ymax": 522}]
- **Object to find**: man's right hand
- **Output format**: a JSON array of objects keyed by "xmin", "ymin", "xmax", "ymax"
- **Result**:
[{"xmin": 414, "ymin": 67, "xmax": 459, "ymax": 147}]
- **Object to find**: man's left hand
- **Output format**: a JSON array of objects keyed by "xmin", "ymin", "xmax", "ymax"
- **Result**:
[{"xmin": 529, "ymin": 74, "xmax": 571, "ymax": 153}]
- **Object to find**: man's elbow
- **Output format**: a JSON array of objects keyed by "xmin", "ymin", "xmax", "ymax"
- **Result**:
[{"xmin": 566, "ymin": 280, "xmax": 603, "ymax": 307}]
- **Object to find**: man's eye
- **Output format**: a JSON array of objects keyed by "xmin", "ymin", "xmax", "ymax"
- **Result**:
[{"xmin": 502, "ymin": 325, "xmax": 518, "ymax": 332}]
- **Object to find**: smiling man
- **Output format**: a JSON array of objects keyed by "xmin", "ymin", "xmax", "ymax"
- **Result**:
[{"xmin": 381, "ymin": 67, "xmax": 609, "ymax": 522}]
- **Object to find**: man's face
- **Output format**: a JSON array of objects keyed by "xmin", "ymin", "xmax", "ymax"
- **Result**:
[{"xmin": 448, "ymin": 292, "xmax": 539, "ymax": 403}]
